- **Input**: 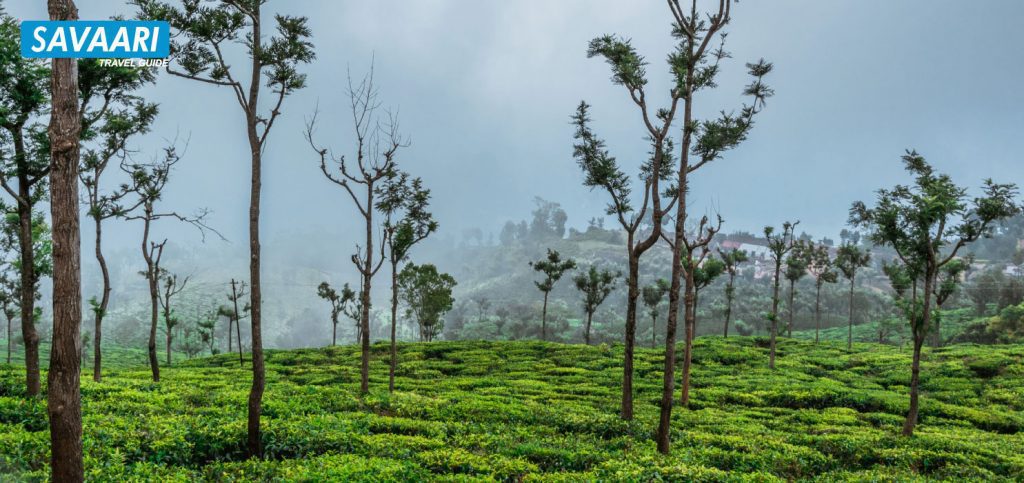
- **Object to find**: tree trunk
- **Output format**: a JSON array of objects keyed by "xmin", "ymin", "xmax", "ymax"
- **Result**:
[
  {"xmin": 787, "ymin": 279, "xmax": 795, "ymax": 337},
  {"xmin": 848, "ymin": 276, "xmax": 855, "ymax": 350},
  {"xmin": 585, "ymin": 311, "xmax": 593, "ymax": 345},
  {"xmin": 656, "ymin": 235, "xmax": 684, "ymax": 454},
  {"xmin": 46, "ymin": 0, "xmax": 84, "ymax": 476},
  {"xmin": 814, "ymin": 283, "xmax": 822, "ymax": 344},
  {"xmin": 227, "ymin": 311, "xmax": 233, "ymax": 353},
  {"xmin": 621, "ymin": 252, "xmax": 640, "ymax": 420},
  {"xmin": 389, "ymin": 259, "xmax": 399, "ymax": 392},
  {"xmin": 92, "ymin": 213, "xmax": 111, "ymax": 382},
  {"xmin": 143, "ymin": 217, "xmax": 160, "ymax": 382},
  {"xmin": 540, "ymin": 292, "xmax": 549, "ymax": 341},
  {"xmin": 903, "ymin": 274, "xmax": 932, "ymax": 437},
  {"xmin": 246, "ymin": 116, "xmax": 265, "ymax": 459},
  {"xmin": 5, "ymin": 311, "xmax": 10, "ymax": 364},
  {"xmin": 230, "ymin": 279, "xmax": 243, "ymax": 366},
  {"xmin": 769, "ymin": 262, "xmax": 781, "ymax": 369},
  {"xmin": 651, "ymin": 313, "xmax": 657, "ymax": 348},
  {"xmin": 723, "ymin": 275, "xmax": 735, "ymax": 338},
  {"xmin": 16, "ymin": 167, "xmax": 39, "ymax": 396},
  {"xmin": 680, "ymin": 270, "xmax": 696, "ymax": 406},
  {"xmin": 165, "ymin": 323, "xmax": 172, "ymax": 366},
  {"xmin": 359, "ymin": 190, "xmax": 373, "ymax": 394}
]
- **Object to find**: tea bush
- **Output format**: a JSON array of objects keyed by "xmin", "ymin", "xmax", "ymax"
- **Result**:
[{"xmin": 0, "ymin": 337, "xmax": 1022, "ymax": 481}]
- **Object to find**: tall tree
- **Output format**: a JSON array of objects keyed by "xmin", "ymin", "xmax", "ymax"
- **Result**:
[
  {"xmin": 572, "ymin": 23, "xmax": 681, "ymax": 417},
  {"xmin": 397, "ymin": 263, "xmax": 456, "ymax": 342},
  {"xmin": 78, "ymin": 59, "xmax": 157, "ymax": 382},
  {"xmin": 573, "ymin": 265, "xmax": 620, "ymax": 345},
  {"xmin": 806, "ymin": 243, "xmax": 838, "ymax": 343},
  {"xmin": 764, "ymin": 221, "xmax": 798, "ymax": 369},
  {"xmin": 717, "ymin": 247, "xmax": 748, "ymax": 337},
  {"xmin": 306, "ymin": 67, "xmax": 403, "ymax": 394},
  {"xmin": 0, "ymin": 11, "xmax": 51, "ymax": 397},
  {"xmin": 46, "ymin": 0, "xmax": 83, "ymax": 478},
  {"xmin": 158, "ymin": 271, "xmax": 189, "ymax": 365},
  {"xmin": 783, "ymin": 240, "xmax": 811, "ymax": 337},
  {"xmin": 655, "ymin": 0, "xmax": 774, "ymax": 453},
  {"xmin": 850, "ymin": 150, "xmax": 1019, "ymax": 436},
  {"xmin": 377, "ymin": 172, "xmax": 437, "ymax": 391},
  {"xmin": 835, "ymin": 241, "xmax": 871, "ymax": 350},
  {"xmin": 121, "ymin": 147, "xmax": 213, "ymax": 382},
  {"xmin": 137, "ymin": 0, "xmax": 315, "ymax": 457},
  {"xmin": 641, "ymin": 279, "xmax": 670, "ymax": 347},
  {"xmin": 529, "ymin": 249, "xmax": 576, "ymax": 340}
]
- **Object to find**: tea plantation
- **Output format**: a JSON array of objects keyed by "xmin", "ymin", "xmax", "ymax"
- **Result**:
[{"xmin": 1, "ymin": 338, "xmax": 1023, "ymax": 481}]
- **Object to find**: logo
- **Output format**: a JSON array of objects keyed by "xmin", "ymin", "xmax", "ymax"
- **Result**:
[{"xmin": 21, "ymin": 20, "xmax": 169, "ymax": 59}]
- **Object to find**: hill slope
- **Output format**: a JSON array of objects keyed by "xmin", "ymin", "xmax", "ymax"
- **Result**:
[{"xmin": 1, "ymin": 338, "xmax": 1023, "ymax": 481}]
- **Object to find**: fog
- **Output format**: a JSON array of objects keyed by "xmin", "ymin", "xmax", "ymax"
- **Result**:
[{"xmin": 5, "ymin": 0, "xmax": 1024, "ymax": 348}]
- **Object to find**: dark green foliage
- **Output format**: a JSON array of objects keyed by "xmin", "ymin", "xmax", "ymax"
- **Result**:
[
  {"xmin": 398, "ymin": 264, "xmax": 456, "ymax": 342},
  {"xmin": 1, "ymin": 338, "xmax": 1023, "ymax": 480}
]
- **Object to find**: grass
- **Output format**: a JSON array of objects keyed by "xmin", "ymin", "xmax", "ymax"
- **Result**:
[{"xmin": 1, "ymin": 337, "xmax": 1023, "ymax": 481}]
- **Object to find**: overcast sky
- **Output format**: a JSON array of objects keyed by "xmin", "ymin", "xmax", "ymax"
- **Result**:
[{"xmin": 8, "ymin": 0, "xmax": 1024, "ymax": 251}]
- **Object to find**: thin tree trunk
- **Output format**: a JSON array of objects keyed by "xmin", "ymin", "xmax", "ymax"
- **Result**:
[
  {"xmin": 656, "ymin": 228, "xmax": 684, "ymax": 454},
  {"xmin": 848, "ymin": 276, "xmax": 855, "ymax": 350},
  {"xmin": 787, "ymin": 280, "xmax": 795, "ymax": 337},
  {"xmin": 680, "ymin": 270, "xmax": 696, "ymax": 406},
  {"xmin": 246, "ymin": 130, "xmax": 264, "ymax": 459},
  {"xmin": 359, "ymin": 188, "xmax": 373, "ymax": 394},
  {"xmin": 92, "ymin": 213, "xmax": 111, "ymax": 382},
  {"xmin": 769, "ymin": 262, "xmax": 781, "ymax": 369},
  {"xmin": 143, "ymin": 216, "xmax": 160, "ymax": 382},
  {"xmin": 5, "ymin": 311, "xmax": 10, "ymax": 364},
  {"xmin": 723, "ymin": 275, "xmax": 735, "ymax": 338},
  {"xmin": 227, "ymin": 310, "xmax": 233, "ymax": 353},
  {"xmin": 651, "ymin": 313, "xmax": 657, "ymax": 348},
  {"xmin": 814, "ymin": 283, "xmax": 822, "ymax": 344},
  {"xmin": 541, "ymin": 292, "xmax": 549, "ymax": 341},
  {"xmin": 621, "ymin": 253, "xmax": 639, "ymax": 420},
  {"xmin": 903, "ymin": 274, "xmax": 932, "ymax": 437},
  {"xmin": 230, "ymin": 279, "xmax": 243, "ymax": 366},
  {"xmin": 585, "ymin": 312, "xmax": 593, "ymax": 345},
  {"xmin": 46, "ymin": 0, "xmax": 84, "ymax": 475},
  {"xmin": 17, "ymin": 169, "xmax": 39, "ymax": 396},
  {"xmin": 389, "ymin": 259, "xmax": 398, "ymax": 392}
]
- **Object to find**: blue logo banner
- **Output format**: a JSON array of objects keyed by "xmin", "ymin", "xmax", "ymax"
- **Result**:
[{"xmin": 20, "ymin": 20, "xmax": 170, "ymax": 58}]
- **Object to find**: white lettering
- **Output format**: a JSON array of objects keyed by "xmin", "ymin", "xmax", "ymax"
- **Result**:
[
  {"xmin": 110, "ymin": 27, "xmax": 130, "ymax": 51},
  {"xmin": 47, "ymin": 28, "xmax": 66, "ymax": 52},
  {"xmin": 31, "ymin": 26, "xmax": 47, "ymax": 52},
  {"xmin": 133, "ymin": 27, "xmax": 151, "ymax": 52},
  {"xmin": 87, "ymin": 28, "xmax": 107, "ymax": 52},
  {"xmin": 69, "ymin": 26, "xmax": 92, "ymax": 51}
]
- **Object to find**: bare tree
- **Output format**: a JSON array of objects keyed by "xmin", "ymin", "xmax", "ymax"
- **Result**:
[
  {"xmin": 79, "ymin": 69, "xmax": 157, "ymax": 382},
  {"xmin": 307, "ymin": 66, "xmax": 405, "ymax": 394},
  {"xmin": 121, "ymin": 146, "xmax": 216, "ymax": 382},
  {"xmin": 136, "ymin": 0, "xmax": 316, "ymax": 457},
  {"xmin": 219, "ymin": 278, "xmax": 250, "ymax": 366},
  {"xmin": 654, "ymin": 0, "xmax": 773, "ymax": 454},
  {"xmin": 46, "ymin": 0, "xmax": 83, "ymax": 478}
]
